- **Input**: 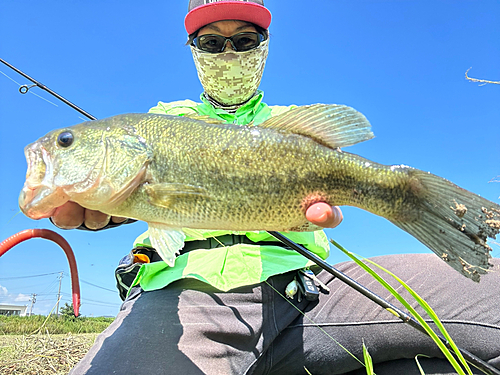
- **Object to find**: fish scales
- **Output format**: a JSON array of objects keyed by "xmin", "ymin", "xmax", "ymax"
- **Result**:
[
  {"xmin": 112, "ymin": 115, "xmax": 418, "ymax": 230},
  {"xmin": 19, "ymin": 104, "xmax": 500, "ymax": 279}
]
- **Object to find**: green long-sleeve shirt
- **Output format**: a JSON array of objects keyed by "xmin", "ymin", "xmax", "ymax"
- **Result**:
[{"xmin": 132, "ymin": 91, "xmax": 330, "ymax": 292}]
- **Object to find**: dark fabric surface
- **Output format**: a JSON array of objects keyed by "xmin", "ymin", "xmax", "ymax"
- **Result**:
[{"xmin": 71, "ymin": 254, "xmax": 500, "ymax": 375}]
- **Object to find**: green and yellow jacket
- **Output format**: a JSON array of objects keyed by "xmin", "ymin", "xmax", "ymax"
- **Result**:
[{"xmin": 131, "ymin": 91, "xmax": 330, "ymax": 292}]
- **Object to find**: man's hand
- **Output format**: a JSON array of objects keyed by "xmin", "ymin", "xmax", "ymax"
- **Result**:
[
  {"xmin": 305, "ymin": 203, "xmax": 343, "ymax": 228},
  {"xmin": 51, "ymin": 201, "xmax": 126, "ymax": 230},
  {"xmin": 51, "ymin": 201, "xmax": 341, "ymax": 230}
]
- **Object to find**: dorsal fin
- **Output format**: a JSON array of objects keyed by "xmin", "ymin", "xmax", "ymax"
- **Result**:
[{"xmin": 258, "ymin": 104, "xmax": 374, "ymax": 149}]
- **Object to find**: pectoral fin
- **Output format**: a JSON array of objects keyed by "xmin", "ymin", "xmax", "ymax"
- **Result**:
[
  {"xmin": 148, "ymin": 223, "xmax": 186, "ymax": 266},
  {"xmin": 145, "ymin": 183, "xmax": 211, "ymax": 208}
]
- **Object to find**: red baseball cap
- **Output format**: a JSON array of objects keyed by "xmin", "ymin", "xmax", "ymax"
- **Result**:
[{"xmin": 185, "ymin": 0, "xmax": 272, "ymax": 35}]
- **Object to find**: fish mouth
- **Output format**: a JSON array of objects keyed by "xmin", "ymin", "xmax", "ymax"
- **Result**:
[
  {"xmin": 20, "ymin": 143, "xmax": 69, "ymax": 220},
  {"xmin": 19, "ymin": 184, "xmax": 70, "ymax": 220}
]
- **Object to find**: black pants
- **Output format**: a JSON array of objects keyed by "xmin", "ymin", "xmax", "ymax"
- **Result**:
[{"xmin": 70, "ymin": 254, "xmax": 500, "ymax": 374}]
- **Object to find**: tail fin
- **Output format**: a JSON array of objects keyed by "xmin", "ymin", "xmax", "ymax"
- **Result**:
[{"xmin": 390, "ymin": 169, "xmax": 500, "ymax": 282}]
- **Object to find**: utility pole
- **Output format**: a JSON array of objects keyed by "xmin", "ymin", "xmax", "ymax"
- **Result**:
[
  {"xmin": 56, "ymin": 271, "xmax": 63, "ymax": 317},
  {"xmin": 29, "ymin": 293, "xmax": 37, "ymax": 316}
]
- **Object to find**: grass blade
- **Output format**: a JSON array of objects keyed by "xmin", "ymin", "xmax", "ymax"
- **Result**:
[
  {"xmin": 415, "ymin": 354, "xmax": 431, "ymax": 375},
  {"xmin": 363, "ymin": 340, "xmax": 375, "ymax": 375},
  {"xmin": 330, "ymin": 239, "xmax": 472, "ymax": 375}
]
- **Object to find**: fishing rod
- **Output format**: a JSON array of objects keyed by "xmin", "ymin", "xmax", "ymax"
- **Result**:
[
  {"xmin": 0, "ymin": 58, "xmax": 97, "ymax": 121},
  {"xmin": 269, "ymin": 232, "xmax": 500, "ymax": 375},
  {"xmin": 1, "ymin": 58, "xmax": 498, "ymax": 375}
]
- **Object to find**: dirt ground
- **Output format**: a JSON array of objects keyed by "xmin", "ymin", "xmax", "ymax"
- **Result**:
[{"xmin": 0, "ymin": 333, "xmax": 98, "ymax": 374}]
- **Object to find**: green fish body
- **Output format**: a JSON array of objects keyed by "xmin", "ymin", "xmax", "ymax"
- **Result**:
[{"xmin": 19, "ymin": 105, "xmax": 500, "ymax": 280}]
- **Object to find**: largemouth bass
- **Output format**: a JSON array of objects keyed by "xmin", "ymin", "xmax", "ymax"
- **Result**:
[{"xmin": 19, "ymin": 105, "xmax": 500, "ymax": 281}]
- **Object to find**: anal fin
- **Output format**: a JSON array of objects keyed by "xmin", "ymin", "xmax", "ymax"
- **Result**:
[{"xmin": 148, "ymin": 223, "xmax": 186, "ymax": 267}]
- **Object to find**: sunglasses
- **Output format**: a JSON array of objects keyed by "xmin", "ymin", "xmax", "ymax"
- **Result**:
[{"xmin": 193, "ymin": 32, "xmax": 266, "ymax": 53}]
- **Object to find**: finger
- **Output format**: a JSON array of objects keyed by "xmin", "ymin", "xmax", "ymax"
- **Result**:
[
  {"xmin": 111, "ymin": 216, "xmax": 127, "ymax": 224},
  {"xmin": 305, "ymin": 203, "xmax": 343, "ymax": 228},
  {"xmin": 330, "ymin": 206, "xmax": 343, "ymax": 228},
  {"xmin": 51, "ymin": 201, "xmax": 85, "ymax": 229},
  {"xmin": 84, "ymin": 209, "xmax": 111, "ymax": 230}
]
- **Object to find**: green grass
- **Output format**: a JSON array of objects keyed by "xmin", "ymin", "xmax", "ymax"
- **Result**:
[
  {"xmin": 330, "ymin": 239, "xmax": 473, "ymax": 375},
  {"xmin": 0, "ymin": 315, "xmax": 114, "ymax": 335},
  {"xmin": 362, "ymin": 341, "xmax": 375, "ymax": 375}
]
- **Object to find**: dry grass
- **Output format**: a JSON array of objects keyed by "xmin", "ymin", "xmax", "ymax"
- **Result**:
[
  {"xmin": 0, "ymin": 315, "xmax": 114, "ymax": 335},
  {"xmin": 0, "ymin": 331, "xmax": 98, "ymax": 374}
]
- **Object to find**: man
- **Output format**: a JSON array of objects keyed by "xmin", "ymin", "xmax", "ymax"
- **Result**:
[{"xmin": 69, "ymin": 1, "xmax": 500, "ymax": 374}]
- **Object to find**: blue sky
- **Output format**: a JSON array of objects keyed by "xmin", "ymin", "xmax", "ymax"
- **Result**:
[{"xmin": 0, "ymin": 1, "xmax": 499, "ymax": 317}]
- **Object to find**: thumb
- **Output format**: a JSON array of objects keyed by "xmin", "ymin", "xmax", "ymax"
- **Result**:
[{"xmin": 305, "ymin": 203, "xmax": 343, "ymax": 228}]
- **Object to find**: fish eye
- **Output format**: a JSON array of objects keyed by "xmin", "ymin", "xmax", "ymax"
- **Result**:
[{"xmin": 57, "ymin": 131, "xmax": 74, "ymax": 148}]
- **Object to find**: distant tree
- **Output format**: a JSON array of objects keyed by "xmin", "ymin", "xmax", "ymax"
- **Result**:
[{"xmin": 60, "ymin": 302, "xmax": 79, "ymax": 318}]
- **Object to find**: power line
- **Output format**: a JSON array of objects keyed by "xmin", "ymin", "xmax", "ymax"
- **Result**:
[
  {"xmin": 60, "ymin": 292, "xmax": 121, "ymax": 307},
  {"xmin": 38, "ymin": 278, "xmax": 60, "ymax": 296},
  {"xmin": 0, "ymin": 270, "xmax": 119, "ymax": 310},
  {"xmin": 0, "ymin": 271, "xmax": 62, "ymax": 280},
  {"xmin": 58, "ymin": 297, "xmax": 120, "ymax": 308},
  {"xmin": 2, "ymin": 272, "xmax": 116, "ymax": 292},
  {"xmin": 81, "ymin": 302, "xmax": 121, "ymax": 308},
  {"xmin": 63, "ymin": 271, "xmax": 118, "ymax": 293},
  {"xmin": 80, "ymin": 280, "xmax": 117, "ymax": 293}
]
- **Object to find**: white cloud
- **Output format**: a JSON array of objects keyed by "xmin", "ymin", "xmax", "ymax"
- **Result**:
[
  {"xmin": 0, "ymin": 285, "xmax": 8, "ymax": 296},
  {"xmin": 14, "ymin": 294, "xmax": 31, "ymax": 302},
  {"xmin": 0, "ymin": 284, "xmax": 30, "ymax": 305}
]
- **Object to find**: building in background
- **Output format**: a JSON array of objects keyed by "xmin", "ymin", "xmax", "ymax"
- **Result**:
[{"xmin": 0, "ymin": 304, "xmax": 28, "ymax": 316}]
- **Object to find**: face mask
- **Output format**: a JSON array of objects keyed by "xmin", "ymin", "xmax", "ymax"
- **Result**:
[{"xmin": 191, "ymin": 38, "xmax": 269, "ymax": 106}]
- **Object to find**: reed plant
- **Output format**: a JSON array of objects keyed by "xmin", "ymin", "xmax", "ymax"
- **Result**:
[{"xmin": 330, "ymin": 239, "xmax": 474, "ymax": 375}]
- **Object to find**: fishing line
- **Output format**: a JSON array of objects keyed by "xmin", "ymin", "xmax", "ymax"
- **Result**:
[
  {"xmin": 264, "ymin": 279, "xmax": 366, "ymax": 367},
  {"xmin": 0, "ymin": 69, "xmax": 59, "ymax": 107},
  {"xmin": 0, "ymin": 210, "xmax": 23, "ymax": 231}
]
